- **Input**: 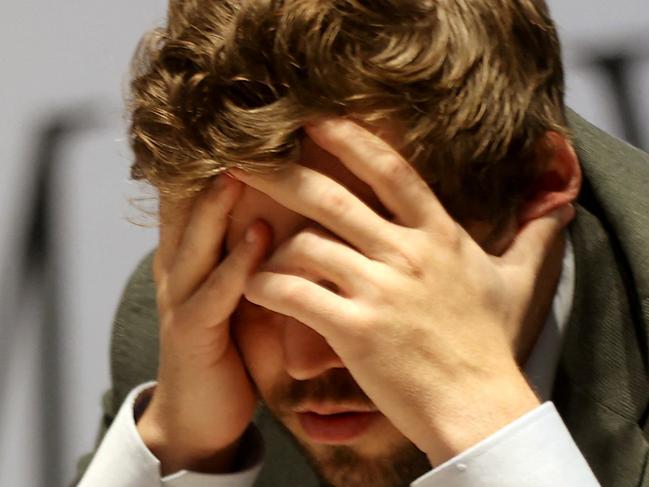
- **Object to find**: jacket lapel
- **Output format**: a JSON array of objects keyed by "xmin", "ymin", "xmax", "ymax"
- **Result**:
[
  {"xmin": 551, "ymin": 110, "xmax": 649, "ymax": 485},
  {"xmin": 553, "ymin": 204, "xmax": 648, "ymax": 485}
]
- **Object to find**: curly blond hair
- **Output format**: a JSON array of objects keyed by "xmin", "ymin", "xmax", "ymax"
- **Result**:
[{"xmin": 128, "ymin": 0, "xmax": 567, "ymax": 223}]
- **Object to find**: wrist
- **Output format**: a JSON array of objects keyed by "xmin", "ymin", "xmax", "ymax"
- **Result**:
[
  {"xmin": 136, "ymin": 393, "xmax": 244, "ymax": 475},
  {"xmin": 422, "ymin": 370, "xmax": 540, "ymax": 467}
]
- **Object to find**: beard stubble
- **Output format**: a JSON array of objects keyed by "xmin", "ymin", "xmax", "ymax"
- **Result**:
[{"xmin": 261, "ymin": 368, "xmax": 432, "ymax": 487}]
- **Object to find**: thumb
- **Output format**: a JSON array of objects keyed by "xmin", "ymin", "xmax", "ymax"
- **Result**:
[{"xmin": 501, "ymin": 204, "xmax": 575, "ymax": 271}]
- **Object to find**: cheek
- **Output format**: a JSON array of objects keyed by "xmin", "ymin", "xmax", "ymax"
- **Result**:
[{"xmin": 232, "ymin": 311, "xmax": 285, "ymax": 395}]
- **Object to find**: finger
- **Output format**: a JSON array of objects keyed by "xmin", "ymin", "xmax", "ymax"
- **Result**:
[
  {"xmin": 177, "ymin": 220, "xmax": 271, "ymax": 327},
  {"xmin": 265, "ymin": 227, "xmax": 372, "ymax": 297},
  {"xmin": 305, "ymin": 119, "xmax": 449, "ymax": 229},
  {"xmin": 168, "ymin": 176, "xmax": 244, "ymax": 305},
  {"xmin": 158, "ymin": 195, "xmax": 195, "ymax": 273},
  {"xmin": 500, "ymin": 204, "xmax": 575, "ymax": 273},
  {"xmin": 244, "ymin": 271, "xmax": 351, "ymax": 340},
  {"xmin": 229, "ymin": 165, "xmax": 399, "ymax": 258}
]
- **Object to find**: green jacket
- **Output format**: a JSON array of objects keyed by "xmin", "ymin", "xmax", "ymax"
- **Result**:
[{"xmin": 73, "ymin": 111, "xmax": 649, "ymax": 486}]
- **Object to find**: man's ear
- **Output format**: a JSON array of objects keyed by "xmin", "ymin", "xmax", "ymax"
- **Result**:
[{"xmin": 516, "ymin": 132, "xmax": 582, "ymax": 227}]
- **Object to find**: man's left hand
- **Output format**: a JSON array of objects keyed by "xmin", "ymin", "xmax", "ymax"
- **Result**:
[{"xmin": 230, "ymin": 118, "xmax": 574, "ymax": 465}]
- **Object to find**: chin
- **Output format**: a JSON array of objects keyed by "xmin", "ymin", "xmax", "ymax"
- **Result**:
[{"xmin": 273, "ymin": 411, "xmax": 432, "ymax": 487}]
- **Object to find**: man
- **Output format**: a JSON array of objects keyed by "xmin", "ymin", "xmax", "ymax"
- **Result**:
[{"xmin": 75, "ymin": 0, "xmax": 649, "ymax": 486}]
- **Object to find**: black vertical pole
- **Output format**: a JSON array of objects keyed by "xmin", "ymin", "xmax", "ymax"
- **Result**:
[
  {"xmin": 27, "ymin": 120, "xmax": 65, "ymax": 487},
  {"xmin": 0, "ymin": 106, "xmax": 100, "ymax": 487},
  {"xmin": 594, "ymin": 53, "xmax": 646, "ymax": 150}
]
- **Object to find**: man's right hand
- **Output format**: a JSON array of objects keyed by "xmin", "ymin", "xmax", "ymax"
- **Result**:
[{"xmin": 136, "ymin": 175, "xmax": 271, "ymax": 475}]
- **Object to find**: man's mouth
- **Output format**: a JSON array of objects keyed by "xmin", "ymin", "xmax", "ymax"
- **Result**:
[{"xmin": 295, "ymin": 409, "xmax": 381, "ymax": 444}]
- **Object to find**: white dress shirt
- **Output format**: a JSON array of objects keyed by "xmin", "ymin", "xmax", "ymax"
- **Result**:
[{"xmin": 78, "ymin": 234, "xmax": 601, "ymax": 486}]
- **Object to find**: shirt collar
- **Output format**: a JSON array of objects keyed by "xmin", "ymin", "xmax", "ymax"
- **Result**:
[{"xmin": 522, "ymin": 231, "xmax": 575, "ymax": 401}]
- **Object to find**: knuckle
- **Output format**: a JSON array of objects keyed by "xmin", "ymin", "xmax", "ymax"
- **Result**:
[
  {"xmin": 319, "ymin": 187, "xmax": 349, "ymax": 219},
  {"xmin": 218, "ymin": 246, "xmax": 256, "ymax": 286},
  {"xmin": 278, "ymin": 278, "xmax": 304, "ymax": 302},
  {"xmin": 394, "ymin": 249, "xmax": 425, "ymax": 279},
  {"xmin": 376, "ymin": 153, "xmax": 414, "ymax": 186},
  {"xmin": 155, "ymin": 277, "xmax": 174, "ymax": 312},
  {"xmin": 270, "ymin": 277, "xmax": 307, "ymax": 308},
  {"xmin": 205, "ymin": 267, "xmax": 229, "ymax": 293},
  {"xmin": 441, "ymin": 223, "xmax": 463, "ymax": 252},
  {"xmin": 158, "ymin": 307, "xmax": 181, "ymax": 333},
  {"xmin": 424, "ymin": 219, "xmax": 462, "ymax": 251},
  {"xmin": 289, "ymin": 230, "xmax": 319, "ymax": 257},
  {"xmin": 378, "ymin": 233, "xmax": 426, "ymax": 279}
]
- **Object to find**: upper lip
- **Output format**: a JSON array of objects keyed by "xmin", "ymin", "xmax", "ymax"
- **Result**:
[{"xmin": 294, "ymin": 403, "xmax": 378, "ymax": 415}]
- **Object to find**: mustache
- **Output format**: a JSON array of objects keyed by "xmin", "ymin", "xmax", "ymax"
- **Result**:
[{"xmin": 267, "ymin": 368, "xmax": 374, "ymax": 415}]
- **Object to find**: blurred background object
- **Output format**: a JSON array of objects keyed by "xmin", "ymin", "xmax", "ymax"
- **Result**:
[
  {"xmin": 0, "ymin": 1, "xmax": 647, "ymax": 486},
  {"xmin": 0, "ymin": 3, "xmax": 165, "ymax": 486}
]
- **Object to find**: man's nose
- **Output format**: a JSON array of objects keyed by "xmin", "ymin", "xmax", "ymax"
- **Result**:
[{"xmin": 282, "ymin": 318, "xmax": 346, "ymax": 380}]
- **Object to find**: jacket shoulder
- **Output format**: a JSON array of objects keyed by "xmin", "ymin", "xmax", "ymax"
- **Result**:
[{"xmin": 568, "ymin": 109, "xmax": 649, "ymax": 324}]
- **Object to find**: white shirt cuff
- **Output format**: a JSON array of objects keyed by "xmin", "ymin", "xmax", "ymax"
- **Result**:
[
  {"xmin": 411, "ymin": 402, "xmax": 600, "ymax": 486},
  {"xmin": 78, "ymin": 382, "xmax": 263, "ymax": 487}
]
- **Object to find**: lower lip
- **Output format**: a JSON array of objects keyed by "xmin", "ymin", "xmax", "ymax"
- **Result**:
[{"xmin": 297, "ymin": 411, "xmax": 381, "ymax": 444}]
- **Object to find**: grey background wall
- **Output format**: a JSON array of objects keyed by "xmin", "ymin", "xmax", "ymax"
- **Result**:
[{"xmin": 0, "ymin": 1, "xmax": 647, "ymax": 486}]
